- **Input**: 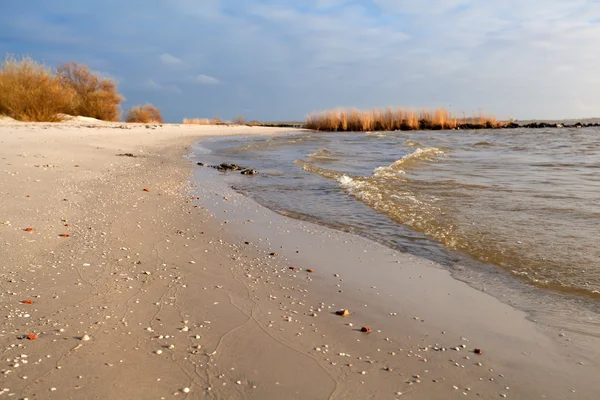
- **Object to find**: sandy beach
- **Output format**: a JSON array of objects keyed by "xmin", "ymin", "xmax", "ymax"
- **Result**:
[{"xmin": 0, "ymin": 120, "xmax": 598, "ymax": 400}]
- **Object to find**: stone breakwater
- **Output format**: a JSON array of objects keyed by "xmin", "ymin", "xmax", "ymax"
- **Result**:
[
  {"xmin": 413, "ymin": 121, "xmax": 599, "ymax": 131},
  {"xmin": 505, "ymin": 121, "xmax": 599, "ymax": 129}
]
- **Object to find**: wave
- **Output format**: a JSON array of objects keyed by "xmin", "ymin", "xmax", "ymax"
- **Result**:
[
  {"xmin": 308, "ymin": 149, "xmax": 334, "ymax": 158},
  {"xmin": 224, "ymin": 135, "xmax": 326, "ymax": 153},
  {"xmin": 373, "ymin": 147, "xmax": 445, "ymax": 178},
  {"xmin": 296, "ymin": 160, "xmax": 345, "ymax": 180},
  {"xmin": 298, "ymin": 147, "xmax": 459, "ymax": 258},
  {"xmin": 299, "ymin": 147, "xmax": 445, "ymax": 187},
  {"xmin": 366, "ymin": 131, "xmax": 388, "ymax": 137},
  {"xmin": 405, "ymin": 139, "xmax": 422, "ymax": 147}
]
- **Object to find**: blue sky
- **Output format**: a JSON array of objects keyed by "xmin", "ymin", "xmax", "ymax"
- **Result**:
[{"xmin": 1, "ymin": 0, "xmax": 600, "ymax": 122}]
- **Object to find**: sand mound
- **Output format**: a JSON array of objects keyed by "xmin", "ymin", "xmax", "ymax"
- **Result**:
[
  {"xmin": 0, "ymin": 114, "xmax": 111, "ymax": 124},
  {"xmin": 0, "ymin": 115, "xmax": 19, "ymax": 124},
  {"xmin": 59, "ymin": 114, "xmax": 107, "ymax": 124}
]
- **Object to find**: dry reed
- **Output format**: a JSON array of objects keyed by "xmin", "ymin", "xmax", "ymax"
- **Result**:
[{"xmin": 305, "ymin": 107, "xmax": 503, "ymax": 132}]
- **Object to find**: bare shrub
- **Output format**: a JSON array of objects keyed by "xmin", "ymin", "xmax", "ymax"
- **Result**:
[
  {"xmin": 0, "ymin": 55, "xmax": 75, "ymax": 122},
  {"xmin": 57, "ymin": 62, "xmax": 123, "ymax": 121},
  {"xmin": 233, "ymin": 115, "xmax": 247, "ymax": 125},
  {"xmin": 125, "ymin": 104, "xmax": 163, "ymax": 123}
]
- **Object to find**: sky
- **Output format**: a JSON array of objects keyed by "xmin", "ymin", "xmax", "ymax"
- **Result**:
[{"xmin": 1, "ymin": 0, "xmax": 600, "ymax": 122}]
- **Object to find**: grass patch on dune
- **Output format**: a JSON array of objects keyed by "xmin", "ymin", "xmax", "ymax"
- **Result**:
[
  {"xmin": 0, "ymin": 55, "xmax": 124, "ymax": 122},
  {"xmin": 305, "ymin": 107, "xmax": 504, "ymax": 132}
]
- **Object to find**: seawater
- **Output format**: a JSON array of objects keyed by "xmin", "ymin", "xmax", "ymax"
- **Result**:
[{"xmin": 195, "ymin": 128, "xmax": 600, "ymax": 303}]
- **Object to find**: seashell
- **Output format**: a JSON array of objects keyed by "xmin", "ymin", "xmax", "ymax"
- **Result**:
[
  {"xmin": 24, "ymin": 228, "xmax": 34, "ymax": 232},
  {"xmin": 21, "ymin": 300, "xmax": 33, "ymax": 304},
  {"xmin": 474, "ymin": 348, "xmax": 483, "ymax": 355},
  {"xmin": 360, "ymin": 327, "xmax": 371, "ymax": 333},
  {"xmin": 58, "ymin": 233, "xmax": 70, "ymax": 237},
  {"xmin": 143, "ymin": 188, "xmax": 150, "ymax": 192},
  {"xmin": 306, "ymin": 269, "xmax": 314, "ymax": 273},
  {"xmin": 336, "ymin": 310, "xmax": 350, "ymax": 317},
  {"xmin": 27, "ymin": 333, "xmax": 37, "ymax": 340}
]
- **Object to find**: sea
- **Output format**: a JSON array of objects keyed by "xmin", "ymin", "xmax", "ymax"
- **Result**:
[{"xmin": 194, "ymin": 128, "xmax": 600, "ymax": 332}]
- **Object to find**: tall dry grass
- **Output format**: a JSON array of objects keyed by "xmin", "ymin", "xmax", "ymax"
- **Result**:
[
  {"xmin": 305, "ymin": 107, "xmax": 503, "ymax": 132},
  {"xmin": 0, "ymin": 56, "xmax": 75, "ymax": 122},
  {"xmin": 57, "ymin": 62, "xmax": 123, "ymax": 121},
  {"xmin": 183, "ymin": 118, "xmax": 212, "ymax": 125},
  {"xmin": 182, "ymin": 116, "xmax": 225, "ymax": 125},
  {"xmin": 0, "ymin": 55, "xmax": 124, "ymax": 122},
  {"xmin": 125, "ymin": 104, "xmax": 163, "ymax": 123}
]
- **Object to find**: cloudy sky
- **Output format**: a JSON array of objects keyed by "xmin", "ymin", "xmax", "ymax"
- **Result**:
[{"xmin": 2, "ymin": 0, "xmax": 600, "ymax": 122}]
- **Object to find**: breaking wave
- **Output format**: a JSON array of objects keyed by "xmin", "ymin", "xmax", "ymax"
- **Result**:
[
  {"xmin": 373, "ymin": 147, "xmax": 445, "ymax": 178},
  {"xmin": 308, "ymin": 149, "xmax": 334, "ymax": 159}
]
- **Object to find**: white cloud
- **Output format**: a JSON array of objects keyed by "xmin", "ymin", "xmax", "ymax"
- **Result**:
[
  {"xmin": 8, "ymin": 0, "xmax": 600, "ymax": 120},
  {"xmin": 93, "ymin": 70, "xmax": 123, "ymax": 83},
  {"xmin": 159, "ymin": 53, "xmax": 184, "ymax": 65},
  {"xmin": 193, "ymin": 74, "xmax": 220, "ymax": 85},
  {"xmin": 144, "ymin": 79, "xmax": 182, "ymax": 94}
]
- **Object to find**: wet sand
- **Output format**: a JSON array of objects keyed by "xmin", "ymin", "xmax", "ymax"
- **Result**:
[{"xmin": 0, "ymin": 121, "xmax": 598, "ymax": 399}]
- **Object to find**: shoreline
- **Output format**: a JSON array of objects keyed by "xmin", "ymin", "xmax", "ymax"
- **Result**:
[
  {"xmin": 0, "ymin": 122, "xmax": 598, "ymax": 399},
  {"xmin": 194, "ymin": 132, "xmax": 600, "ymax": 326}
]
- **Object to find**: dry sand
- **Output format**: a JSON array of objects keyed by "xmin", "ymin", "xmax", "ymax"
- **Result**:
[{"xmin": 0, "ymin": 120, "xmax": 598, "ymax": 399}]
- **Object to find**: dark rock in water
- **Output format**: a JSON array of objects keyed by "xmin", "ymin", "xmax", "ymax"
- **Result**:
[
  {"xmin": 217, "ymin": 163, "xmax": 245, "ymax": 171},
  {"xmin": 197, "ymin": 162, "xmax": 259, "ymax": 175},
  {"xmin": 506, "ymin": 122, "xmax": 520, "ymax": 129}
]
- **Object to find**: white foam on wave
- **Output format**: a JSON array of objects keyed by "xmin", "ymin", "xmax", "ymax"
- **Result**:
[
  {"xmin": 338, "ymin": 175, "xmax": 354, "ymax": 186},
  {"xmin": 373, "ymin": 147, "xmax": 445, "ymax": 178},
  {"xmin": 394, "ymin": 147, "xmax": 445, "ymax": 165},
  {"xmin": 308, "ymin": 149, "xmax": 333, "ymax": 158}
]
